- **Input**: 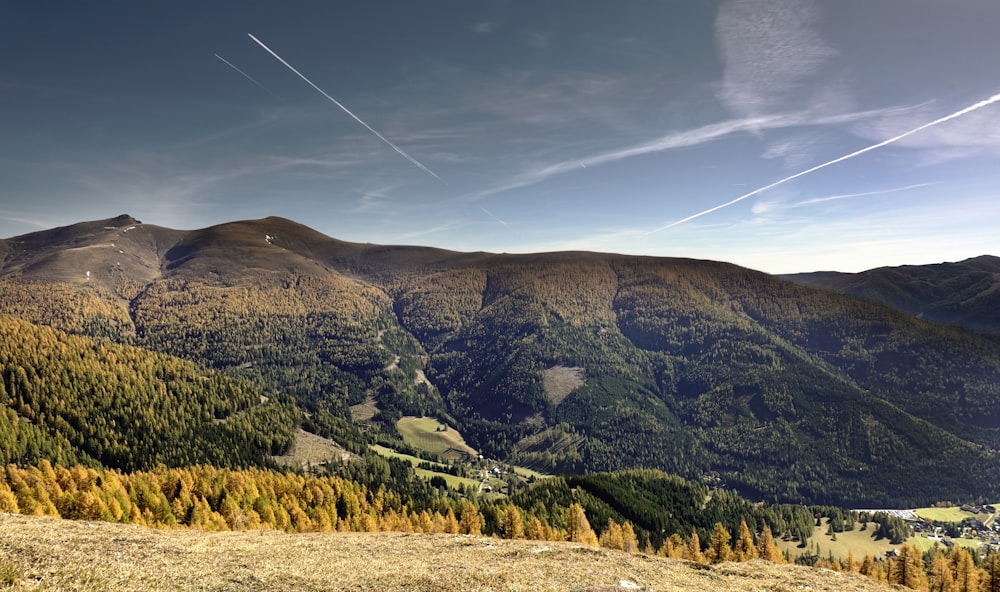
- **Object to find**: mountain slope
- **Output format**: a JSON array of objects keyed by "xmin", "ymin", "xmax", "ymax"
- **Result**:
[
  {"xmin": 0, "ymin": 315, "xmax": 296, "ymax": 470},
  {"xmin": 3, "ymin": 216, "xmax": 1000, "ymax": 505},
  {"xmin": 0, "ymin": 514, "xmax": 896, "ymax": 592},
  {"xmin": 783, "ymin": 256, "xmax": 1000, "ymax": 335}
]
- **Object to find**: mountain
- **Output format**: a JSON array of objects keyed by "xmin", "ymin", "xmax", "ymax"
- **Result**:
[
  {"xmin": 4, "ymin": 215, "xmax": 1000, "ymax": 506},
  {"xmin": 783, "ymin": 256, "xmax": 1000, "ymax": 335}
]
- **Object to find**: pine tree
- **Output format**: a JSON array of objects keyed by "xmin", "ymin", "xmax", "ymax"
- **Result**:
[
  {"xmin": 928, "ymin": 553, "xmax": 956, "ymax": 592},
  {"xmin": 527, "ymin": 516, "xmax": 546, "ymax": 541},
  {"xmin": 756, "ymin": 524, "xmax": 783, "ymax": 563},
  {"xmin": 458, "ymin": 502, "xmax": 483, "ymax": 536},
  {"xmin": 949, "ymin": 546, "xmax": 979, "ymax": 592},
  {"xmin": 707, "ymin": 523, "xmax": 732, "ymax": 563},
  {"xmin": 621, "ymin": 521, "xmax": 639, "ymax": 554},
  {"xmin": 687, "ymin": 531, "xmax": 706, "ymax": 564},
  {"xmin": 503, "ymin": 504, "xmax": 525, "ymax": 539},
  {"xmin": 888, "ymin": 544, "xmax": 928, "ymax": 591},
  {"xmin": 733, "ymin": 519, "xmax": 758, "ymax": 562},
  {"xmin": 599, "ymin": 518, "xmax": 625, "ymax": 550},
  {"xmin": 565, "ymin": 503, "xmax": 598, "ymax": 546},
  {"xmin": 981, "ymin": 552, "xmax": 1000, "ymax": 592}
]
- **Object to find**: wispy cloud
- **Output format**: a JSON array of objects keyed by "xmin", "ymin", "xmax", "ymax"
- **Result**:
[
  {"xmin": 795, "ymin": 182, "xmax": 934, "ymax": 206},
  {"xmin": 479, "ymin": 206, "xmax": 508, "ymax": 226},
  {"xmin": 473, "ymin": 104, "xmax": 914, "ymax": 200},
  {"xmin": 651, "ymin": 91, "xmax": 1000, "ymax": 232},
  {"xmin": 714, "ymin": 0, "xmax": 836, "ymax": 119},
  {"xmin": 249, "ymin": 33, "xmax": 441, "ymax": 180}
]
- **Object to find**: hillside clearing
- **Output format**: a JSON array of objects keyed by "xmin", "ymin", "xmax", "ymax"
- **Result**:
[
  {"xmin": 541, "ymin": 365, "xmax": 585, "ymax": 406},
  {"xmin": 778, "ymin": 521, "xmax": 895, "ymax": 561},
  {"xmin": 370, "ymin": 444, "xmax": 482, "ymax": 490},
  {"xmin": 270, "ymin": 428, "xmax": 353, "ymax": 468},
  {"xmin": 396, "ymin": 416, "xmax": 478, "ymax": 460},
  {"xmin": 0, "ymin": 514, "xmax": 896, "ymax": 592}
]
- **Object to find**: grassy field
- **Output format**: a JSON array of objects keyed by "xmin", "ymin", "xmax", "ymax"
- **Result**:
[
  {"xmin": 778, "ymin": 521, "xmax": 895, "ymax": 561},
  {"xmin": 914, "ymin": 507, "xmax": 980, "ymax": 522},
  {"xmin": 370, "ymin": 444, "xmax": 482, "ymax": 491},
  {"xmin": 396, "ymin": 416, "xmax": 478, "ymax": 461},
  {"xmin": 779, "ymin": 518, "xmax": 984, "ymax": 563},
  {"xmin": 512, "ymin": 465, "xmax": 550, "ymax": 480},
  {"xmin": 0, "ymin": 513, "xmax": 898, "ymax": 592}
]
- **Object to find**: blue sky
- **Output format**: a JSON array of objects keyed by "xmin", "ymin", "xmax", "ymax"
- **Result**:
[{"xmin": 2, "ymin": 1, "xmax": 999, "ymax": 273}]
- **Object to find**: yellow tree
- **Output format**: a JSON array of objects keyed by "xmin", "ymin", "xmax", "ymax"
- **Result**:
[
  {"xmin": 757, "ymin": 525, "xmax": 783, "ymax": 563},
  {"xmin": 843, "ymin": 550, "xmax": 859, "ymax": 573},
  {"xmin": 707, "ymin": 523, "xmax": 732, "ymax": 563},
  {"xmin": 928, "ymin": 553, "xmax": 956, "ymax": 592},
  {"xmin": 687, "ymin": 531, "xmax": 706, "ymax": 564},
  {"xmin": 981, "ymin": 552, "xmax": 1000, "ymax": 592},
  {"xmin": 565, "ymin": 503, "xmax": 598, "ymax": 546},
  {"xmin": 503, "ymin": 504, "xmax": 525, "ymax": 539},
  {"xmin": 458, "ymin": 502, "xmax": 483, "ymax": 536},
  {"xmin": 526, "ymin": 516, "xmax": 546, "ymax": 541},
  {"xmin": 621, "ymin": 521, "xmax": 639, "ymax": 553},
  {"xmin": 733, "ymin": 519, "xmax": 758, "ymax": 562},
  {"xmin": 443, "ymin": 507, "xmax": 460, "ymax": 534},
  {"xmin": 888, "ymin": 544, "xmax": 928, "ymax": 591},
  {"xmin": 949, "ymin": 546, "xmax": 979, "ymax": 592},
  {"xmin": 599, "ymin": 518, "xmax": 625, "ymax": 551}
]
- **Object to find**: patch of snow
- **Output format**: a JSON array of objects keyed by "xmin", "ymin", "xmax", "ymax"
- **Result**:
[
  {"xmin": 265, "ymin": 234, "xmax": 275, "ymax": 245},
  {"xmin": 619, "ymin": 580, "xmax": 641, "ymax": 589},
  {"xmin": 123, "ymin": 226, "xmax": 136, "ymax": 233},
  {"xmin": 85, "ymin": 271, "xmax": 90, "ymax": 279}
]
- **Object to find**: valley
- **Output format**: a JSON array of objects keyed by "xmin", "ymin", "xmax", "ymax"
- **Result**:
[{"xmin": 2, "ymin": 215, "xmax": 1000, "ymax": 590}]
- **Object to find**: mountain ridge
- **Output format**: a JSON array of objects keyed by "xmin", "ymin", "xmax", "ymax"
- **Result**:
[
  {"xmin": 784, "ymin": 255, "xmax": 1000, "ymax": 335},
  {"xmin": 3, "ymin": 215, "xmax": 1000, "ymax": 505}
]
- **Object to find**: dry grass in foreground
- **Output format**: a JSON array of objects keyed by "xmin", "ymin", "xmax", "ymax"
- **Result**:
[{"xmin": 0, "ymin": 513, "xmax": 896, "ymax": 592}]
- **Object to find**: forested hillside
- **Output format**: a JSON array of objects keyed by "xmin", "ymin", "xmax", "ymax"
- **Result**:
[
  {"xmin": 784, "ymin": 255, "xmax": 1000, "ymax": 335},
  {"xmin": 0, "ymin": 316, "xmax": 296, "ymax": 470},
  {"xmin": 3, "ymin": 215, "xmax": 1000, "ymax": 506}
]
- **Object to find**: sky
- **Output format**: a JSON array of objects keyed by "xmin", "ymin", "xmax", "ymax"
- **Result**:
[{"xmin": 2, "ymin": 1, "xmax": 1000, "ymax": 274}]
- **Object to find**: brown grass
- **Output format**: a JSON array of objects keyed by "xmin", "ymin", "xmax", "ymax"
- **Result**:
[
  {"xmin": 270, "ymin": 428, "xmax": 354, "ymax": 468},
  {"xmin": 542, "ymin": 365, "xmax": 585, "ymax": 406},
  {"xmin": 0, "ymin": 514, "xmax": 897, "ymax": 591}
]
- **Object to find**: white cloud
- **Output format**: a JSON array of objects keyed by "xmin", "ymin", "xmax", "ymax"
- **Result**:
[{"xmin": 715, "ymin": 0, "xmax": 836, "ymax": 119}]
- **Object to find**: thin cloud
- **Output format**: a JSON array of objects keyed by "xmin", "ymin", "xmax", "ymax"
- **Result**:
[
  {"xmin": 650, "ymin": 91, "xmax": 1000, "ymax": 233},
  {"xmin": 479, "ymin": 206, "xmax": 509, "ymax": 226},
  {"xmin": 215, "ymin": 54, "xmax": 278, "ymax": 98},
  {"xmin": 248, "ymin": 33, "xmax": 441, "ymax": 180},
  {"xmin": 473, "ymin": 104, "xmax": 915, "ymax": 200},
  {"xmin": 715, "ymin": 0, "xmax": 836, "ymax": 119},
  {"xmin": 796, "ymin": 183, "xmax": 934, "ymax": 206}
]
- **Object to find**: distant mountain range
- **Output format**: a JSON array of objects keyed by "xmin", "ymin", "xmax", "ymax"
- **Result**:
[
  {"xmin": 3, "ymin": 215, "xmax": 1000, "ymax": 506},
  {"xmin": 783, "ymin": 256, "xmax": 1000, "ymax": 335}
]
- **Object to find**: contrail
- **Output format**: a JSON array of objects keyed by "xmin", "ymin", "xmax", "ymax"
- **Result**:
[
  {"xmin": 480, "ymin": 206, "xmax": 508, "ymax": 226},
  {"xmin": 247, "ymin": 33, "xmax": 441, "ymax": 180},
  {"xmin": 215, "ymin": 53, "xmax": 277, "ymax": 97},
  {"xmin": 649, "ymin": 91, "xmax": 1000, "ymax": 233}
]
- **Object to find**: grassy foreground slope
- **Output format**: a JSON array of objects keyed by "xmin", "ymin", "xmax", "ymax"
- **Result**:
[{"xmin": 0, "ymin": 514, "xmax": 894, "ymax": 592}]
